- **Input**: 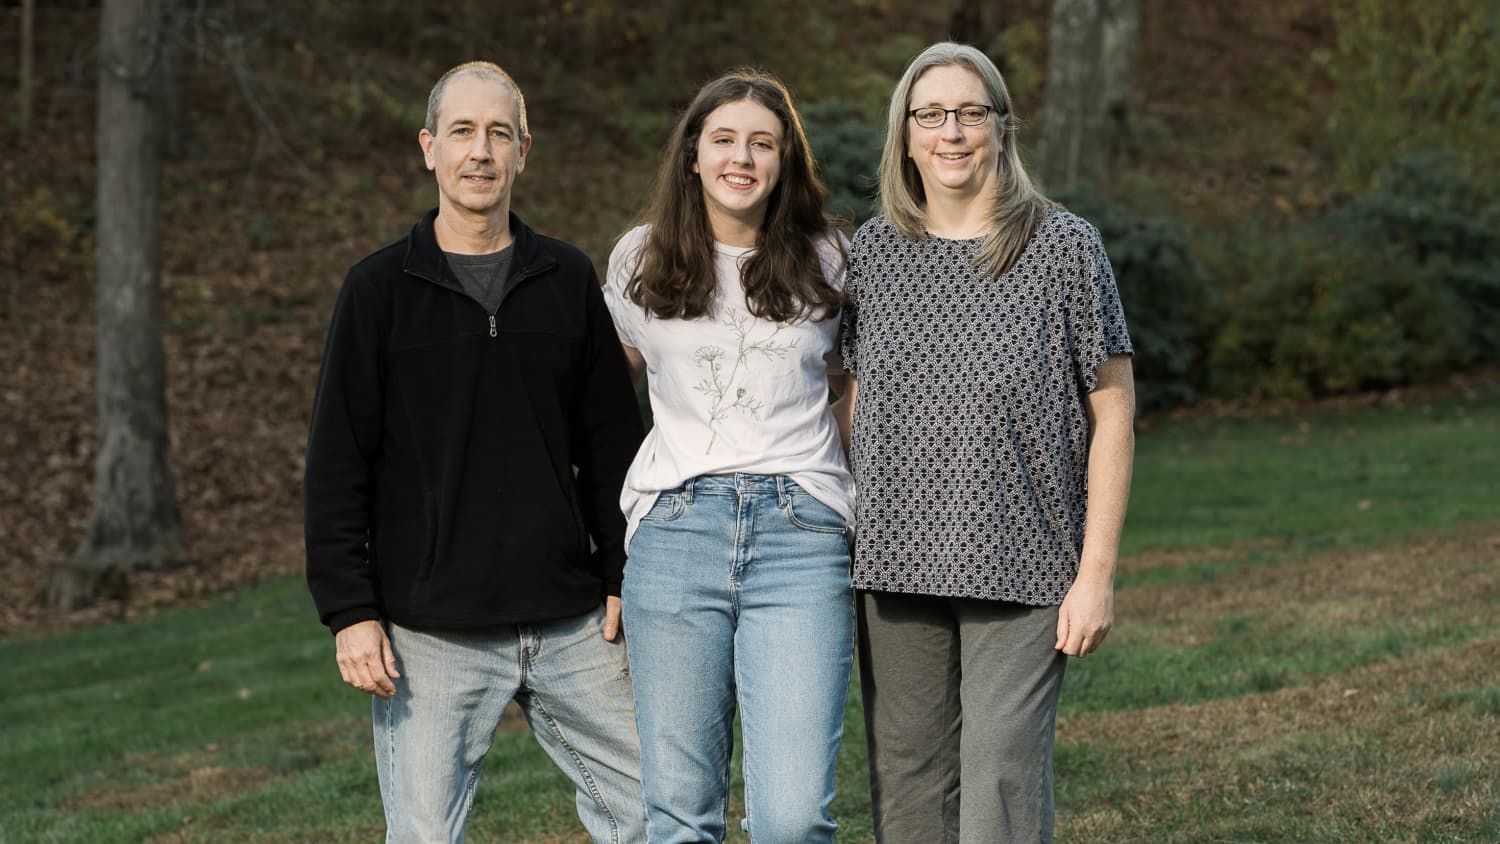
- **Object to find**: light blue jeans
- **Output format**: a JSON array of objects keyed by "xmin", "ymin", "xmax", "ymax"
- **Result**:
[
  {"xmin": 374, "ymin": 607, "xmax": 645, "ymax": 843},
  {"xmin": 622, "ymin": 474, "xmax": 855, "ymax": 844}
]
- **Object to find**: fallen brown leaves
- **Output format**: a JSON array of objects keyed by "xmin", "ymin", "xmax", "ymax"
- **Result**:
[
  {"xmin": 0, "ymin": 17, "xmax": 429, "ymax": 632},
  {"xmin": 69, "ymin": 765, "xmax": 272, "ymax": 812},
  {"xmin": 0, "ymin": 211, "xmax": 370, "ymax": 635},
  {"xmin": 1062, "ymin": 636, "xmax": 1500, "ymax": 839},
  {"xmin": 1061, "ymin": 526, "xmax": 1500, "ymax": 840},
  {"xmin": 1117, "ymin": 523, "xmax": 1500, "ymax": 640}
]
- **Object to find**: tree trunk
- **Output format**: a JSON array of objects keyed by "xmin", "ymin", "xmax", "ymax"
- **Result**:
[
  {"xmin": 18, "ymin": 0, "xmax": 35, "ymax": 134},
  {"xmin": 1039, "ymin": 0, "xmax": 1140, "ymax": 193},
  {"xmin": 46, "ymin": 0, "xmax": 186, "ymax": 611},
  {"xmin": 1100, "ymin": 0, "xmax": 1141, "ymax": 183},
  {"xmin": 1040, "ymin": 0, "xmax": 1105, "ymax": 191}
]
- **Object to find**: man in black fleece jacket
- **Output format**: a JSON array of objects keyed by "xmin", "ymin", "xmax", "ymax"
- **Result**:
[{"xmin": 303, "ymin": 61, "xmax": 646, "ymax": 842}]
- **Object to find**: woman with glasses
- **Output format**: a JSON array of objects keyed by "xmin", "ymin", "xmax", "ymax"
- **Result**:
[
  {"xmin": 836, "ymin": 42, "xmax": 1135, "ymax": 843},
  {"xmin": 602, "ymin": 69, "xmax": 853, "ymax": 844}
]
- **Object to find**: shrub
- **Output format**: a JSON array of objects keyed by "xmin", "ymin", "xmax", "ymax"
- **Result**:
[
  {"xmin": 0, "ymin": 186, "xmax": 95, "ymax": 294},
  {"xmin": 1057, "ymin": 187, "xmax": 1214, "ymax": 412},
  {"xmin": 1346, "ymin": 150, "xmax": 1500, "ymax": 358},
  {"xmin": 801, "ymin": 99, "xmax": 883, "ymax": 228},
  {"xmin": 1209, "ymin": 151, "xmax": 1499, "ymax": 398}
]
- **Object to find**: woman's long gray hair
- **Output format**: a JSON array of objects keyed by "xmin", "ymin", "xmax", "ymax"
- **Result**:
[{"xmin": 877, "ymin": 42, "xmax": 1055, "ymax": 278}]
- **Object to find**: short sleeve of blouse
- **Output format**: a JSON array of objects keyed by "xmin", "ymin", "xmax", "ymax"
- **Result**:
[
  {"xmin": 603, "ymin": 225, "xmax": 650, "ymax": 349},
  {"xmin": 1066, "ymin": 218, "xmax": 1133, "ymax": 392},
  {"xmin": 818, "ymin": 229, "xmax": 851, "ymax": 292},
  {"xmin": 840, "ymin": 221, "xmax": 875, "ymax": 377}
]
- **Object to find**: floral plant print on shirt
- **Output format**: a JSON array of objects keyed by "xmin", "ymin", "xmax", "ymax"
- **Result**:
[{"xmin": 693, "ymin": 309, "xmax": 800, "ymax": 454}]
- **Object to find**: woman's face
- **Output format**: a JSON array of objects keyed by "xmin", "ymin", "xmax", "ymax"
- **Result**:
[
  {"xmin": 693, "ymin": 98, "xmax": 784, "ymax": 243},
  {"xmin": 905, "ymin": 65, "xmax": 1001, "ymax": 201}
]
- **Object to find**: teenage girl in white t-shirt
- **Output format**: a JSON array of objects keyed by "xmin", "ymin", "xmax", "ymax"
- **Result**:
[{"xmin": 602, "ymin": 70, "xmax": 854, "ymax": 844}]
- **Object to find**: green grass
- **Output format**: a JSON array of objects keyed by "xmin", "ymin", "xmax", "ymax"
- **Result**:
[
  {"xmin": 1062, "ymin": 610, "xmax": 1498, "ymax": 715},
  {"xmin": 4, "ymin": 384, "xmax": 1499, "ymax": 841},
  {"xmin": 0, "ymin": 577, "xmax": 873, "ymax": 842},
  {"xmin": 1122, "ymin": 385, "xmax": 1500, "ymax": 578}
]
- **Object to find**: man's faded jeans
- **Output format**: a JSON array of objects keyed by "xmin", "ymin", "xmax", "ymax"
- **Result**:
[{"xmin": 374, "ymin": 607, "xmax": 645, "ymax": 843}]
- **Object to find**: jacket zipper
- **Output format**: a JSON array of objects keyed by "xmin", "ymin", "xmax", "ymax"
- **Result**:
[
  {"xmin": 406, "ymin": 257, "xmax": 553, "ymax": 339},
  {"xmin": 484, "ymin": 264, "xmax": 545, "ymax": 338}
]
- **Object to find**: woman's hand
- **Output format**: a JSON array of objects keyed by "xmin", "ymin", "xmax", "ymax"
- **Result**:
[{"xmin": 1055, "ymin": 569, "xmax": 1113, "ymax": 657}]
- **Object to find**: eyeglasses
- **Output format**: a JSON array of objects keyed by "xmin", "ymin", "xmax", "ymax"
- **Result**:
[{"xmin": 907, "ymin": 105, "xmax": 997, "ymax": 129}]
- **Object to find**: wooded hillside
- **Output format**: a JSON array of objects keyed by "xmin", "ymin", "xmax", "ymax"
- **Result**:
[{"xmin": 6, "ymin": 0, "xmax": 1494, "ymax": 629}]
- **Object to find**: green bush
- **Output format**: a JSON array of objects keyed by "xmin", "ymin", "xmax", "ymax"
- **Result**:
[
  {"xmin": 1205, "ymin": 0, "xmax": 1500, "ymax": 399},
  {"xmin": 1349, "ymin": 150, "xmax": 1500, "ymax": 357},
  {"xmin": 1210, "ymin": 151, "xmax": 1499, "ymax": 398},
  {"xmin": 802, "ymin": 99, "xmax": 883, "ymax": 228},
  {"xmin": 1058, "ymin": 188, "xmax": 1214, "ymax": 412}
]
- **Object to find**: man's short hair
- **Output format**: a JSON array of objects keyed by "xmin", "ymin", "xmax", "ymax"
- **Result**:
[{"xmin": 424, "ymin": 61, "xmax": 528, "ymax": 137}]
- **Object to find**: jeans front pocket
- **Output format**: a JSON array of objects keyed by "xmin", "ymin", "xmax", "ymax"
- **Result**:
[
  {"xmin": 785, "ymin": 492, "xmax": 847, "ymax": 535},
  {"xmin": 640, "ymin": 490, "xmax": 685, "ymax": 522}
]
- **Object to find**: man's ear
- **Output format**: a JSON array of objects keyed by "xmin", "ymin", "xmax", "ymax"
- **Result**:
[
  {"xmin": 418, "ymin": 128, "xmax": 436, "ymax": 171},
  {"xmin": 516, "ymin": 133, "xmax": 533, "ymax": 173}
]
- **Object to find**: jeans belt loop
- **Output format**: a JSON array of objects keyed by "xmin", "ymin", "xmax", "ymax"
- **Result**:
[
  {"xmin": 684, "ymin": 476, "xmax": 696, "ymax": 505},
  {"xmin": 775, "ymin": 475, "xmax": 790, "ymax": 508}
]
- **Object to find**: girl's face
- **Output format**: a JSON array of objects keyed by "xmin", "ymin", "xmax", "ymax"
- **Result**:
[
  {"xmin": 693, "ymin": 98, "xmax": 784, "ymax": 243},
  {"xmin": 905, "ymin": 65, "xmax": 1001, "ymax": 201}
]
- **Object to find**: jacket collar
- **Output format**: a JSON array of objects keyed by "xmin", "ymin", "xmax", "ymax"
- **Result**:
[{"xmin": 401, "ymin": 208, "xmax": 554, "ymax": 288}]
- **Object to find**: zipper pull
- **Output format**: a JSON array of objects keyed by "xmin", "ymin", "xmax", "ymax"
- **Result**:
[{"xmin": 488, "ymin": 315, "xmax": 497, "ymax": 338}]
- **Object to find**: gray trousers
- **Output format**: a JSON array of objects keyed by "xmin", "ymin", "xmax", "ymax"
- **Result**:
[{"xmin": 857, "ymin": 591, "xmax": 1067, "ymax": 844}]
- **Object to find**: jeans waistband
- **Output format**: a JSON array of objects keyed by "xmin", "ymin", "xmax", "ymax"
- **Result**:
[{"xmin": 670, "ymin": 473, "xmax": 803, "ymax": 503}]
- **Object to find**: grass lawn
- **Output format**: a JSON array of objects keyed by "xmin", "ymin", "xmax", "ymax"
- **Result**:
[{"xmin": 3, "ymin": 383, "xmax": 1498, "ymax": 842}]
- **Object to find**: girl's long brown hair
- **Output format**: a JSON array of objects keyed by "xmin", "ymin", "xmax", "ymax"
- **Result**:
[{"xmin": 625, "ymin": 69, "xmax": 842, "ymax": 323}]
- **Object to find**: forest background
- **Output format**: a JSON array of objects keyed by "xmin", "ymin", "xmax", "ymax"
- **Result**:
[{"xmin": 5, "ymin": 0, "xmax": 1496, "ymax": 625}]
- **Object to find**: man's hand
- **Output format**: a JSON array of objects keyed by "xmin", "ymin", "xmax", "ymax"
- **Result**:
[
  {"xmin": 602, "ymin": 595, "xmax": 623, "ymax": 642},
  {"xmin": 335, "ymin": 620, "xmax": 401, "ymax": 698}
]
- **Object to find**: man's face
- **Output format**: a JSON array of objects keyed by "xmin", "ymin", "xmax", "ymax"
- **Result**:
[{"xmin": 418, "ymin": 75, "xmax": 531, "ymax": 219}]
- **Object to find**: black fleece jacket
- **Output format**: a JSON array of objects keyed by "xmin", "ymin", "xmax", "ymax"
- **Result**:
[{"xmin": 304, "ymin": 209, "xmax": 643, "ymax": 635}]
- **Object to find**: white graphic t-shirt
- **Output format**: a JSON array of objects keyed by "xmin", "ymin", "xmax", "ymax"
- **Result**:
[{"xmin": 603, "ymin": 224, "xmax": 854, "ymax": 550}]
